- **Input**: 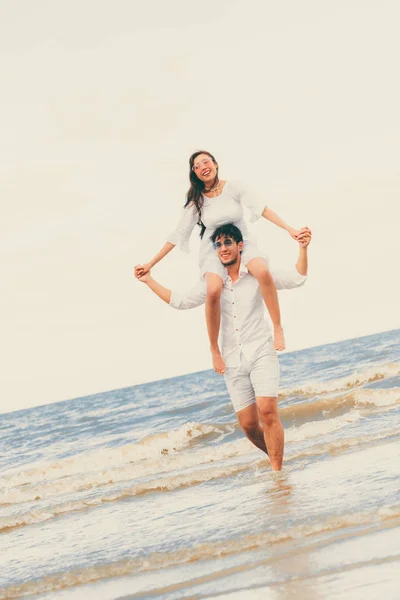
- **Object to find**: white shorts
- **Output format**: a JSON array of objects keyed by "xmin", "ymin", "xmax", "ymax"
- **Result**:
[{"xmin": 224, "ymin": 345, "xmax": 280, "ymax": 413}]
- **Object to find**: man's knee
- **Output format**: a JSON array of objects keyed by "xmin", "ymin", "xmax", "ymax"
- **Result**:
[
  {"xmin": 256, "ymin": 267, "xmax": 272, "ymax": 285},
  {"xmin": 248, "ymin": 262, "xmax": 272, "ymax": 285},
  {"xmin": 238, "ymin": 416, "xmax": 259, "ymax": 438},
  {"xmin": 258, "ymin": 400, "xmax": 279, "ymax": 428},
  {"xmin": 205, "ymin": 276, "xmax": 223, "ymax": 300}
]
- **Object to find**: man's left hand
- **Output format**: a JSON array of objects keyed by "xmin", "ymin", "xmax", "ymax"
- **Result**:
[
  {"xmin": 297, "ymin": 227, "xmax": 312, "ymax": 247},
  {"xmin": 135, "ymin": 271, "xmax": 152, "ymax": 284}
]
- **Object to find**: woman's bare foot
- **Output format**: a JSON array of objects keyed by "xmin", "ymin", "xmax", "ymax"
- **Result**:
[
  {"xmin": 211, "ymin": 348, "xmax": 226, "ymax": 375},
  {"xmin": 273, "ymin": 325, "xmax": 285, "ymax": 351}
]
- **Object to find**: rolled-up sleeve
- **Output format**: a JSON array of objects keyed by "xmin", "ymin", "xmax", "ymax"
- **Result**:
[
  {"xmin": 271, "ymin": 268, "xmax": 307, "ymax": 290},
  {"xmin": 169, "ymin": 279, "xmax": 207, "ymax": 310},
  {"xmin": 232, "ymin": 181, "xmax": 267, "ymax": 223},
  {"xmin": 167, "ymin": 204, "xmax": 198, "ymax": 253}
]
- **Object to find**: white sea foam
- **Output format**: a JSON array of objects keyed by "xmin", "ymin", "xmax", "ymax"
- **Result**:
[
  {"xmin": 280, "ymin": 362, "xmax": 400, "ymax": 398},
  {"xmin": 0, "ymin": 458, "xmax": 257, "ymax": 533},
  {"xmin": 350, "ymin": 387, "xmax": 400, "ymax": 407},
  {"xmin": 0, "ymin": 422, "xmax": 231, "ymax": 495},
  {"xmin": 0, "ymin": 431, "xmax": 248, "ymax": 506},
  {"xmin": 285, "ymin": 411, "xmax": 362, "ymax": 443},
  {"xmin": 1, "ymin": 421, "xmax": 398, "ymax": 524},
  {"xmin": 280, "ymin": 386, "xmax": 400, "ymax": 420}
]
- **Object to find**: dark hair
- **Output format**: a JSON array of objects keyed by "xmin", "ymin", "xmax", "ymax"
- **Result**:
[
  {"xmin": 185, "ymin": 150, "xmax": 218, "ymax": 239},
  {"xmin": 211, "ymin": 223, "xmax": 243, "ymax": 244}
]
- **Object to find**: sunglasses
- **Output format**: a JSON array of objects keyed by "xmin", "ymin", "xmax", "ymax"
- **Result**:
[
  {"xmin": 212, "ymin": 238, "xmax": 234, "ymax": 250},
  {"xmin": 192, "ymin": 157, "xmax": 213, "ymax": 171}
]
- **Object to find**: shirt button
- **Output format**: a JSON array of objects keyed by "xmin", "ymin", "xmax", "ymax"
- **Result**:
[{"xmin": 236, "ymin": 329, "xmax": 238, "ymax": 331}]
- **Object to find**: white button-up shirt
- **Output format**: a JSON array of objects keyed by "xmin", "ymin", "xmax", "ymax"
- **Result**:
[{"xmin": 170, "ymin": 264, "xmax": 306, "ymax": 367}]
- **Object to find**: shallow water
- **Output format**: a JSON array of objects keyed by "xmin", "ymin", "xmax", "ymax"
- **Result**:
[{"xmin": 0, "ymin": 329, "xmax": 399, "ymax": 599}]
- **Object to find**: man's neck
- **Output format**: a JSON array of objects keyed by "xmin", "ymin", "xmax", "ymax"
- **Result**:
[{"xmin": 226, "ymin": 258, "xmax": 241, "ymax": 282}]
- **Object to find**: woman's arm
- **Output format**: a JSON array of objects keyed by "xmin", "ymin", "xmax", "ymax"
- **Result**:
[
  {"xmin": 134, "ymin": 242, "xmax": 175, "ymax": 277},
  {"xmin": 135, "ymin": 204, "xmax": 198, "ymax": 276},
  {"xmin": 235, "ymin": 183, "xmax": 299, "ymax": 239},
  {"xmin": 261, "ymin": 207, "xmax": 299, "ymax": 239},
  {"xmin": 148, "ymin": 242, "xmax": 175, "ymax": 269}
]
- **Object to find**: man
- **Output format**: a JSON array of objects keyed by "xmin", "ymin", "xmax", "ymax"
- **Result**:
[{"xmin": 137, "ymin": 224, "xmax": 311, "ymax": 471}]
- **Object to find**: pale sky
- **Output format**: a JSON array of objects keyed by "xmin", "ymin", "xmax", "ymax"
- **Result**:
[{"xmin": 1, "ymin": 0, "xmax": 399, "ymax": 414}]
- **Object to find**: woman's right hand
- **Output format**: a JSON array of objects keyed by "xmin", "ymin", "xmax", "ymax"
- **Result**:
[{"xmin": 134, "ymin": 262, "xmax": 151, "ymax": 278}]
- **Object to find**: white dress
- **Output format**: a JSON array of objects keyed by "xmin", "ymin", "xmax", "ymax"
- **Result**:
[{"xmin": 167, "ymin": 181, "xmax": 267, "ymax": 281}]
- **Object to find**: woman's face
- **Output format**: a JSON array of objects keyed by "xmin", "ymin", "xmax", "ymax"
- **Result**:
[{"xmin": 192, "ymin": 153, "xmax": 218, "ymax": 185}]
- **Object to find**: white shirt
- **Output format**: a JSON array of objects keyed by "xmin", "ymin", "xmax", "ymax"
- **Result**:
[
  {"xmin": 167, "ymin": 181, "xmax": 266, "ymax": 268},
  {"xmin": 170, "ymin": 264, "xmax": 307, "ymax": 367}
]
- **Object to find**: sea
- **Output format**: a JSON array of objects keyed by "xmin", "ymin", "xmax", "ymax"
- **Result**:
[{"xmin": 1, "ymin": 329, "xmax": 399, "ymax": 600}]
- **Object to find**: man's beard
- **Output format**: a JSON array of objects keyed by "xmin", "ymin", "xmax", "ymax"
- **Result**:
[{"xmin": 221, "ymin": 255, "xmax": 238, "ymax": 267}]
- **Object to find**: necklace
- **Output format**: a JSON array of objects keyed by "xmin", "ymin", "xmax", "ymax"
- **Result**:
[{"xmin": 204, "ymin": 178, "xmax": 221, "ymax": 197}]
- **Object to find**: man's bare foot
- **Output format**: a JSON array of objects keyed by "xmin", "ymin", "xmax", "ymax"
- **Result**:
[
  {"xmin": 211, "ymin": 348, "xmax": 226, "ymax": 375},
  {"xmin": 273, "ymin": 325, "xmax": 285, "ymax": 351}
]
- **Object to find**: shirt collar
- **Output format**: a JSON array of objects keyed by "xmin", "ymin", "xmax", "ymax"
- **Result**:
[
  {"xmin": 239, "ymin": 262, "xmax": 249, "ymax": 276},
  {"xmin": 224, "ymin": 260, "xmax": 248, "ymax": 284}
]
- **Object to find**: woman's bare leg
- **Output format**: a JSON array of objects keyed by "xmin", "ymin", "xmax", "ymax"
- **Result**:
[
  {"xmin": 205, "ymin": 273, "xmax": 225, "ymax": 374},
  {"xmin": 247, "ymin": 258, "xmax": 285, "ymax": 351}
]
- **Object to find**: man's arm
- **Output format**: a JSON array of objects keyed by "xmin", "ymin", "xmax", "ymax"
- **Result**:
[
  {"xmin": 296, "ymin": 245, "xmax": 308, "ymax": 276},
  {"xmin": 137, "ymin": 272, "xmax": 206, "ymax": 310},
  {"xmin": 271, "ymin": 228, "xmax": 311, "ymax": 289},
  {"xmin": 139, "ymin": 275, "xmax": 172, "ymax": 304}
]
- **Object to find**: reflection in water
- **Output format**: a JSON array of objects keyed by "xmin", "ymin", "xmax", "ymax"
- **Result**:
[{"xmin": 258, "ymin": 471, "xmax": 320, "ymax": 600}]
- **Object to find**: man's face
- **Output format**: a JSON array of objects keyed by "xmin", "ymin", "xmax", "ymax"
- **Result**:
[{"xmin": 213, "ymin": 235, "xmax": 243, "ymax": 266}]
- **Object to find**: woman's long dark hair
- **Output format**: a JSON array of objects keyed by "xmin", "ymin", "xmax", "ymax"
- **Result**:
[{"xmin": 185, "ymin": 150, "xmax": 218, "ymax": 239}]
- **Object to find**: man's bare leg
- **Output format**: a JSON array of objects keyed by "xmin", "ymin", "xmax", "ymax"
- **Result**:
[
  {"xmin": 205, "ymin": 273, "xmax": 225, "ymax": 374},
  {"xmin": 236, "ymin": 404, "xmax": 268, "ymax": 454},
  {"xmin": 256, "ymin": 396, "xmax": 284, "ymax": 470}
]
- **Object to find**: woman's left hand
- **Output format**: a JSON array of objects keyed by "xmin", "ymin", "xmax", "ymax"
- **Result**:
[{"xmin": 288, "ymin": 228, "xmax": 301, "ymax": 240}]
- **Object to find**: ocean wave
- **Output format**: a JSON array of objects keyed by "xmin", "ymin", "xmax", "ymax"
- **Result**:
[
  {"xmin": 1, "ymin": 505, "xmax": 398, "ymax": 599},
  {"xmin": 0, "ymin": 459, "xmax": 254, "ymax": 534},
  {"xmin": 0, "ymin": 422, "xmax": 233, "ymax": 502},
  {"xmin": 285, "ymin": 428, "xmax": 400, "ymax": 463},
  {"xmin": 280, "ymin": 387, "xmax": 400, "ymax": 421},
  {"xmin": 1, "ymin": 427, "xmax": 398, "ymax": 534},
  {"xmin": 279, "ymin": 362, "xmax": 400, "ymax": 399},
  {"xmin": 2, "ymin": 392, "xmax": 397, "ymax": 508},
  {"xmin": 1, "ymin": 363, "xmax": 398, "ymax": 509},
  {"xmin": 0, "ymin": 433, "xmax": 248, "ymax": 508},
  {"xmin": 285, "ymin": 411, "xmax": 362, "ymax": 442}
]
